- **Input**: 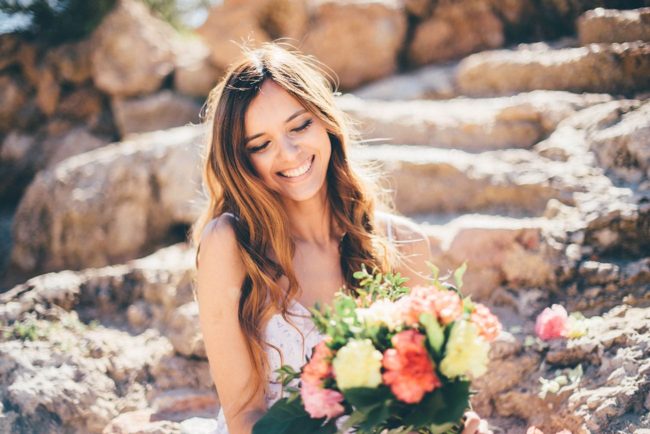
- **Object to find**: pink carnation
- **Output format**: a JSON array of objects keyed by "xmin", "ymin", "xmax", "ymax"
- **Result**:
[
  {"xmin": 400, "ymin": 286, "xmax": 463, "ymax": 326},
  {"xmin": 382, "ymin": 329, "xmax": 441, "ymax": 404},
  {"xmin": 301, "ymin": 341, "xmax": 333, "ymax": 386},
  {"xmin": 471, "ymin": 303, "xmax": 502, "ymax": 342},
  {"xmin": 535, "ymin": 305, "xmax": 568, "ymax": 341},
  {"xmin": 300, "ymin": 381, "xmax": 345, "ymax": 419}
]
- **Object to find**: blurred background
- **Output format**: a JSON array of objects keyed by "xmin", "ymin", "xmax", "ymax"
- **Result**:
[{"xmin": 0, "ymin": 0, "xmax": 649, "ymax": 433}]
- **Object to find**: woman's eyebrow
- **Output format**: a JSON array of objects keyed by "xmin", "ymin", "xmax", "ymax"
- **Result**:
[{"xmin": 244, "ymin": 109, "xmax": 308, "ymax": 144}]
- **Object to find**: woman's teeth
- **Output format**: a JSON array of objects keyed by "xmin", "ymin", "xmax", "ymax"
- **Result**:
[{"xmin": 280, "ymin": 157, "xmax": 312, "ymax": 178}]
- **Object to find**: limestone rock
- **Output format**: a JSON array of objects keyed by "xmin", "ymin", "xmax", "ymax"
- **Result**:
[
  {"xmin": 578, "ymin": 7, "xmax": 650, "ymax": 45},
  {"xmin": 165, "ymin": 302, "xmax": 206, "ymax": 358},
  {"xmin": 173, "ymin": 37, "xmax": 221, "ymax": 98},
  {"xmin": 351, "ymin": 144, "xmax": 582, "ymax": 216},
  {"xmin": 57, "ymin": 86, "xmax": 105, "ymax": 124},
  {"xmin": 196, "ymin": 2, "xmax": 270, "ymax": 71},
  {"xmin": 301, "ymin": 0, "xmax": 407, "ymax": 89},
  {"xmin": 41, "ymin": 127, "xmax": 112, "ymax": 168},
  {"xmin": 47, "ymin": 39, "xmax": 94, "ymax": 85},
  {"xmin": 339, "ymin": 91, "xmax": 611, "ymax": 151},
  {"xmin": 408, "ymin": 1, "xmax": 504, "ymax": 65},
  {"xmin": 9, "ymin": 126, "xmax": 203, "ymax": 275},
  {"xmin": 102, "ymin": 409, "xmax": 182, "ymax": 434},
  {"xmin": 111, "ymin": 91, "xmax": 201, "ymax": 137},
  {"xmin": 420, "ymin": 214, "xmax": 562, "ymax": 298},
  {"xmin": 90, "ymin": 0, "xmax": 176, "ymax": 97},
  {"xmin": 457, "ymin": 41, "xmax": 650, "ymax": 96},
  {"xmin": 588, "ymin": 100, "xmax": 650, "ymax": 184}
]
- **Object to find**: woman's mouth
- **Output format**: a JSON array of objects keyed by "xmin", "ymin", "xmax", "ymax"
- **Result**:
[{"xmin": 278, "ymin": 156, "xmax": 314, "ymax": 178}]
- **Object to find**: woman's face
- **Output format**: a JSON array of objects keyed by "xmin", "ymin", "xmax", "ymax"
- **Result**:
[{"xmin": 244, "ymin": 80, "xmax": 332, "ymax": 204}]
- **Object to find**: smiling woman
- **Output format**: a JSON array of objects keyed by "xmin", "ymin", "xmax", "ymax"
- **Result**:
[{"xmin": 189, "ymin": 43, "xmax": 487, "ymax": 434}]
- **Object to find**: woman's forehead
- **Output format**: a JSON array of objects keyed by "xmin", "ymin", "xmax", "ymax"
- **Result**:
[{"xmin": 245, "ymin": 81, "xmax": 305, "ymax": 133}]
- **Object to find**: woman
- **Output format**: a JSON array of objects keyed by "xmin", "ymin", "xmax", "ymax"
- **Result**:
[{"xmin": 192, "ymin": 43, "xmax": 489, "ymax": 434}]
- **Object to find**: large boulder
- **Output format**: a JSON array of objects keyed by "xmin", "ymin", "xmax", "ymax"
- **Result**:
[
  {"xmin": 457, "ymin": 41, "xmax": 650, "ymax": 96},
  {"xmin": 90, "ymin": 0, "xmax": 176, "ymax": 97},
  {"xmin": 408, "ymin": 0, "xmax": 504, "ymax": 65},
  {"xmin": 578, "ymin": 7, "xmax": 650, "ymax": 45},
  {"xmin": 173, "ymin": 37, "xmax": 221, "ymax": 98},
  {"xmin": 301, "ymin": 0, "xmax": 407, "ymax": 89},
  {"xmin": 9, "ymin": 125, "xmax": 203, "ymax": 276},
  {"xmin": 0, "ymin": 75, "xmax": 27, "ymax": 133}
]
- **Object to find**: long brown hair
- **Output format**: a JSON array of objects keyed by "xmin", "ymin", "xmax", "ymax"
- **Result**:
[{"xmin": 191, "ymin": 43, "xmax": 394, "ymax": 410}]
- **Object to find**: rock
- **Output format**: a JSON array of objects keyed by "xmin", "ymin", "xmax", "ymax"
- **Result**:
[
  {"xmin": 301, "ymin": 0, "xmax": 407, "ymax": 89},
  {"xmin": 1, "ymin": 243, "xmax": 194, "ymax": 326},
  {"xmin": 151, "ymin": 355, "xmax": 213, "ymax": 392},
  {"xmin": 256, "ymin": 0, "xmax": 309, "ymax": 40},
  {"xmin": 578, "ymin": 8, "xmax": 650, "ymax": 45},
  {"xmin": 47, "ymin": 39, "xmax": 94, "ymax": 85},
  {"xmin": 40, "ymin": 127, "xmax": 112, "ymax": 168},
  {"xmin": 57, "ymin": 86, "xmax": 106, "ymax": 124},
  {"xmin": 457, "ymin": 41, "xmax": 650, "ymax": 96},
  {"xmin": 102, "ymin": 409, "xmax": 181, "ymax": 434},
  {"xmin": 111, "ymin": 90, "xmax": 201, "ymax": 137},
  {"xmin": 35, "ymin": 65, "xmax": 61, "ymax": 116},
  {"xmin": 9, "ymin": 126, "xmax": 203, "ymax": 275},
  {"xmin": 0, "ymin": 34, "xmax": 21, "ymax": 70},
  {"xmin": 0, "ymin": 132, "xmax": 37, "ymax": 164},
  {"xmin": 149, "ymin": 388, "xmax": 218, "ymax": 420},
  {"xmin": 351, "ymin": 144, "xmax": 583, "ymax": 216},
  {"xmin": 408, "ymin": 1, "xmax": 504, "ymax": 65},
  {"xmin": 420, "ymin": 214, "xmax": 561, "ymax": 298},
  {"xmin": 588, "ymin": 100, "xmax": 650, "ymax": 184},
  {"xmin": 338, "ymin": 91, "xmax": 611, "ymax": 151},
  {"xmin": 173, "ymin": 37, "xmax": 221, "ymax": 98},
  {"xmin": 166, "ymin": 303, "xmax": 205, "ymax": 358},
  {"xmin": 352, "ymin": 62, "xmax": 458, "ymax": 100},
  {"xmin": 196, "ymin": 2, "xmax": 270, "ymax": 71},
  {"xmin": 0, "ymin": 75, "xmax": 27, "ymax": 133},
  {"xmin": 90, "ymin": 0, "xmax": 176, "ymax": 97}
]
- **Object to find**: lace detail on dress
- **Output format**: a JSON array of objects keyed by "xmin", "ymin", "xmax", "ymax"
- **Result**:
[{"xmin": 213, "ymin": 300, "xmax": 323, "ymax": 433}]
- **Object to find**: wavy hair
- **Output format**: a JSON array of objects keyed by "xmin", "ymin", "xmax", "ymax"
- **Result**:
[{"xmin": 191, "ymin": 43, "xmax": 395, "ymax": 412}]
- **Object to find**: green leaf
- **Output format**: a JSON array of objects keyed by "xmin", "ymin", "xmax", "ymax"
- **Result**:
[
  {"xmin": 252, "ymin": 397, "xmax": 337, "ymax": 434},
  {"xmin": 420, "ymin": 313, "xmax": 444, "ymax": 355},
  {"xmin": 426, "ymin": 261, "xmax": 440, "ymax": 282},
  {"xmin": 453, "ymin": 262, "xmax": 467, "ymax": 290},
  {"xmin": 343, "ymin": 386, "xmax": 392, "ymax": 411},
  {"xmin": 401, "ymin": 380, "xmax": 470, "ymax": 428}
]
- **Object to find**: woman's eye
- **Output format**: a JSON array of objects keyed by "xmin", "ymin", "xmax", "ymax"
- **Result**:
[
  {"xmin": 292, "ymin": 119, "xmax": 312, "ymax": 133},
  {"xmin": 249, "ymin": 141, "xmax": 270, "ymax": 153}
]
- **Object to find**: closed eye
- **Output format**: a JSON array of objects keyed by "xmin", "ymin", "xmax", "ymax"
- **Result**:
[
  {"xmin": 248, "ymin": 141, "xmax": 270, "ymax": 153},
  {"xmin": 292, "ymin": 119, "xmax": 312, "ymax": 133}
]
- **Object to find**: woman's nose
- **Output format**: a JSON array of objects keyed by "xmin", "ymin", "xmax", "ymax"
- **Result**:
[{"xmin": 278, "ymin": 135, "xmax": 300, "ymax": 159}]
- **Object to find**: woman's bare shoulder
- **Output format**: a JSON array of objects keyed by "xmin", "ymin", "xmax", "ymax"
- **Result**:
[{"xmin": 196, "ymin": 213, "xmax": 245, "ymax": 302}]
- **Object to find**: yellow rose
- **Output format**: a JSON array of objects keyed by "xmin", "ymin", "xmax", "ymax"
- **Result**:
[
  {"xmin": 440, "ymin": 321, "xmax": 489, "ymax": 378},
  {"xmin": 332, "ymin": 339, "xmax": 383, "ymax": 389}
]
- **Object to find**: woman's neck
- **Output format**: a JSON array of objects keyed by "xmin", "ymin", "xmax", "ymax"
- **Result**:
[{"xmin": 282, "ymin": 186, "xmax": 337, "ymax": 247}]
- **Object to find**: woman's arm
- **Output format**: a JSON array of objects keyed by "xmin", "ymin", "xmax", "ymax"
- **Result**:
[{"xmin": 195, "ymin": 215, "xmax": 266, "ymax": 434}]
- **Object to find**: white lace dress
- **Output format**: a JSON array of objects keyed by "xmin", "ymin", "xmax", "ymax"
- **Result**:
[{"xmin": 212, "ymin": 300, "xmax": 323, "ymax": 433}]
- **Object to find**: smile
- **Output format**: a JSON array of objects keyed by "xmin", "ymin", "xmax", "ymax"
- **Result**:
[{"xmin": 278, "ymin": 156, "xmax": 314, "ymax": 178}]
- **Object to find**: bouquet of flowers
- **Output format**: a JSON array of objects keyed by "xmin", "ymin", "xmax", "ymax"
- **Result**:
[{"xmin": 253, "ymin": 263, "xmax": 502, "ymax": 434}]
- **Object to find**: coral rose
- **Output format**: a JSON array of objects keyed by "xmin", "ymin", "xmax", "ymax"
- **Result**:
[{"xmin": 302, "ymin": 341, "xmax": 333, "ymax": 386}]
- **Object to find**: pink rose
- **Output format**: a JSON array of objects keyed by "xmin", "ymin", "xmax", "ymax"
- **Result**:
[{"xmin": 535, "ymin": 305, "xmax": 568, "ymax": 341}]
